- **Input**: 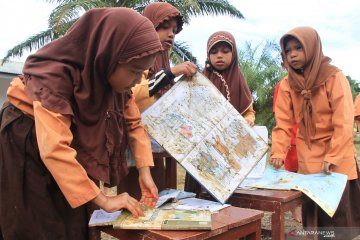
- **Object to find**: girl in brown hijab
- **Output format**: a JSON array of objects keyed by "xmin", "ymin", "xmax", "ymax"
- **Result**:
[
  {"xmin": 0, "ymin": 8, "xmax": 163, "ymax": 240},
  {"xmin": 185, "ymin": 31, "xmax": 255, "ymax": 195},
  {"xmin": 271, "ymin": 26, "xmax": 360, "ymax": 239},
  {"xmin": 118, "ymin": 2, "xmax": 197, "ymax": 199},
  {"xmin": 203, "ymin": 31, "xmax": 255, "ymax": 125},
  {"xmin": 132, "ymin": 2, "xmax": 197, "ymax": 112}
]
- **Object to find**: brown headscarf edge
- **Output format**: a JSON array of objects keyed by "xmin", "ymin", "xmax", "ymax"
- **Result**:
[{"xmin": 280, "ymin": 26, "xmax": 339, "ymax": 148}]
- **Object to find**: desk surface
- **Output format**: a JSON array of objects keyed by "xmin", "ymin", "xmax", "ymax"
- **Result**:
[{"xmin": 98, "ymin": 206, "xmax": 263, "ymax": 240}]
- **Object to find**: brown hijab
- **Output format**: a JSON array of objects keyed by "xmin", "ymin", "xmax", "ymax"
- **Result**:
[
  {"xmin": 203, "ymin": 31, "xmax": 253, "ymax": 114},
  {"xmin": 143, "ymin": 2, "xmax": 184, "ymax": 95},
  {"xmin": 280, "ymin": 26, "xmax": 339, "ymax": 148},
  {"xmin": 22, "ymin": 8, "xmax": 162, "ymax": 185}
]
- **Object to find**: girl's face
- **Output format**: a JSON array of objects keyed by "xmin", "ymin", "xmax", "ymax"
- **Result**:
[
  {"xmin": 284, "ymin": 38, "xmax": 306, "ymax": 70},
  {"xmin": 109, "ymin": 54, "xmax": 156, "ymax": 93},
  {"xmin": 209, "ymin": 42, "xmax": 233, "ymax": 71},
  {"xmin": 157, "ymin": 19, "xmax": 178, "ymax": 51}
]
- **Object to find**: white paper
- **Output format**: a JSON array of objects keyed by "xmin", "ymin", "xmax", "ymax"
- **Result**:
[
  {"xmin": 88, "ymin": 209, "xmax": 122, "ymax": 227},
  {"xmin": 160, "ymin": 197, "xmax": 230, "ymax": 213},
  {"xmin": 155, "ymin": 189, "xmax": 196, "ymax": 208}
]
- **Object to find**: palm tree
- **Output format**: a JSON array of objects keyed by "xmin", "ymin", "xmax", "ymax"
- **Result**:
[
  {"xmin": 1, "ymin": 0, "xmax": 244, "ymax": 65},
  {"xmin": 238, "ymin": 40, "xmax": 287, "ymax": 132}
]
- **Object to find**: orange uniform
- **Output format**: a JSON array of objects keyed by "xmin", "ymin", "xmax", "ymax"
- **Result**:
[{"xmin": 272, "ymin": 72, "xmax": 357, "ymax": 180}]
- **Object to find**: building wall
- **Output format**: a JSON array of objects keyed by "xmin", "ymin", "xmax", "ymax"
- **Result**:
[
  {"xmin": 0, "ymin": 60, "xmax": 23, "ymax": 107},
  {"xmin": 0, "ymin": 73, "xmax": 13, "ymax": 106}
]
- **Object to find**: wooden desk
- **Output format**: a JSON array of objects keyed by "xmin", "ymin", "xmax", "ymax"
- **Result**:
[
  {"xmin": 95, "ymin": 206, "xmax": 263, "ymax": 240},
  {"xmin": 223, "ymin": 189, "xmax": 308, "ymax": 240}
]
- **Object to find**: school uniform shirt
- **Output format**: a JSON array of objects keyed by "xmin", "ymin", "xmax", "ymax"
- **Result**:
[
  {"xmin": 272, "ymin": 71, "xmax": 358, "ymax": 180},
  {"xmin": 7, "ymin": 77, "xmax": 154, "ymax": 208}
]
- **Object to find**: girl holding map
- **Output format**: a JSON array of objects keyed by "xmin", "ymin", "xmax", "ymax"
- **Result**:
[
  {"xmin": 270, "ymin": 26, "xmax": 360, "ymax": 238},
  {"xmin": 118, "ymin": 2, "xmax": 197, "ymax": 200},
  {"xmin": 185, "ymin": 31, "xmax": 255, "ymax": 195},
  {"xmin": 0, "ymin": 8, "xmax": 162, "ymax": 239}
]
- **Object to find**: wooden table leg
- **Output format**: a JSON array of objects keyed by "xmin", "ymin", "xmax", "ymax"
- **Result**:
[
  {"xmin": 271, "ymin": 203, "xmax": 285, "ymax": 240},
  {"xmin": 165, "ymin": 157, "xmax": 177, "ymax": 189},
  {"xmin": 88, "ymin": 227, "xmax": 101, "ymax": 240}
]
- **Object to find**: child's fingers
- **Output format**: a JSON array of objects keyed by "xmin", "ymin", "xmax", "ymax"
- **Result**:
[
  {"xmin": 322, "ymin": 162, "xmax": 331, "ymax": 175},
  {"xmin": 126, "ymin": 200, "xmax": 144, "ymax": 218},
  {"xmin": 270, "ymin": 158, "xmax": 283, "ymax": 169}
]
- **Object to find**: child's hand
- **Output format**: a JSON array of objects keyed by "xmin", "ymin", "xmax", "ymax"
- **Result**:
[
  {"xmin": 171, "ymin": 61, "xmax": 197, "ymax": 77},
  {"xmin": 138, "ymin": 167, "xmax": 158, "ymax": 208},
  {"xmin": 92, "ymin": 192, "xmax": 145, "ymax": 218},
  {"xmin": 322, "ymin": 161, "xmax": 332, "ymax": 175},
  {"xmin": 269, "ymin": 158, "xmax": 284, "ymax": 169},
  {"xmin": 245, "ymin": 119, "xmax": 255, "ymax": 127}
]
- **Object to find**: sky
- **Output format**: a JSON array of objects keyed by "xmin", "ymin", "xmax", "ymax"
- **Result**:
[{"xmin": 1, "ymin": 0, "xmax": 359, "ymax": 80}]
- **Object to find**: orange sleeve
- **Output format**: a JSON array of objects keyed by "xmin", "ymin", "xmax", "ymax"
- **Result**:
[
  {"xmin": 131, "ymin": 71, "xmax": 157, "ymax": 113},
  {"xmin": 6, "ymin": 77, "xmax": 34, "ymax": 116},
  {"xmin": 33, "ymin": 101, "xmax": 100, "ymax": 208},
  {"xmin": 242, "ymin": 104, "xmax": 256, "ymax": 126},
  {"xmin": 323, "ymin": 72, "xmax": 355, "ymax": 166},
  {"xmin": 273, "ymin": 81, "xmax": 281, "ymax": 113},
  {"xmin": 124, "ymin": 95, "xmax": 154, "ymax": 169},
  {"xmin": 271, "ymin": 77, "xmax": 294, "ymax": 160}
]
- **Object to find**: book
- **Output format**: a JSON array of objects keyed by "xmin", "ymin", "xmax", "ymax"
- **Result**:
[
  {"xmin": 113, "ymin": 205, "xmax": 212, "ymax": 230},
  {"xmin": 141, "ymin": 72, "xmax": 269, "ymax": 203},
  {"xmin": 250, "ymin": 168, "xmax": 348, "ymax": 217}
]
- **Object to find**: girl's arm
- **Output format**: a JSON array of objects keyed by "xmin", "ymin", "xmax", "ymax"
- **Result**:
[
  {"xmin": 270, "ymin": 77, "xmax": 294, "ymax": 167},
  {"xmin": 124, "ymin": 95, "xmax": 158, "ymax": 206},
  {"xmin": 33, "ymin": 101, "xmax": 100, "ymax": 208},
  {"xmin": 34, "ymin": 101, "xmax": 145, "ymax": 216},
  {"xmin": 148, "ymin": 69, "xmax": 175, "ymax": 96},
  {"xmin": 323, "ymin": 71, "xmax": 355, "ymax": 166},
  {"xmin": 242, "ymin": 104, "xmax": 256, "ymax": 126},
  {"xmin": 148, "ymin": 61, "xmax": 197, "ymax": 96}
]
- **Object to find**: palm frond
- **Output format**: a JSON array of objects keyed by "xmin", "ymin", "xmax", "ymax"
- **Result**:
[
  {"xmin": 166, "ymin": 0, "xmax": 244, "ymax": 23},
  {"xmin": 1, "ymin": 29, "xmax": 55, "ymax": 65},
  {"xmin": 171, "ymin": 41, "xmax": 200, "ymax": 68},
  {"xmin": 1, "ymin": 19, "xmax": 77, "ymax": 64},
  {"xmin": 48, "ymin": 0, "xmax": 113, "ymax": 28},
  {"xmin": 196, "ymin": 0, "xmax": 244, "ymax": 18},
  {"xmin": 118, "ymin": 0, "xmax": 152, "ymax": 8},
  {"xmin": 238, "ymin": 40, "xmax": 286, "ymax": 131}
]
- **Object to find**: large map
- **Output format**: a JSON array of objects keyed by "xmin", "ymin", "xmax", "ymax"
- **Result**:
[
  {"xmin": 141, "ymin": 72, "xmax": 269, "ymax": 203},
  {"xmin": 251, "ymin": 168, "xmax": 348, "ymax": 217}
]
